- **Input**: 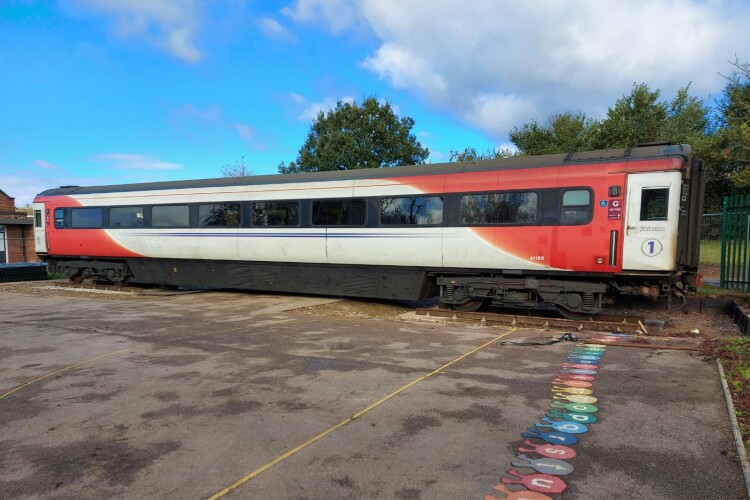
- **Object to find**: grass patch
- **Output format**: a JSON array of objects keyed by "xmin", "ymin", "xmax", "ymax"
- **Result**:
[
  {"xmin": 704, "ymin": 337, "xmax": 750, "ymax": 456},
  {"xmin": 700, "ymin": 239, "xmax": 722, "ymax": 266}
]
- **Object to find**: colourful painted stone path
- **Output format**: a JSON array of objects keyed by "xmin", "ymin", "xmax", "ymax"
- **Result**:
[{"xmin": 485, "ymin": 334, "xmax": 628, "ymax": 499}]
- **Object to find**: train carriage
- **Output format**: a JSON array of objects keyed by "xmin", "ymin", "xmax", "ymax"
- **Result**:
[{"xmin": 32, "ymin": 143, "xmax": 705, "ymax": 317}]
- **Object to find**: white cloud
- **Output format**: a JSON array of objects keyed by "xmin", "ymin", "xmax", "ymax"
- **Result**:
[
  {"xmin": 33, "ymin": 160, "xmax": 60, "ymax": 171},
  {"xmin": 233, "ymin": 122, "xmax": 267, "ymax": 150},
  {"xmin": 257, "ymin": 17, "xmax": 297, "ymax": 43},
  {"xmin": 281, "ymin": 0, "xmax": 363, "ymax": 34},
  {"xmin": 68, "ymin": 0, "xmax": 204, "ymax": 63},
  {"xmin": 284, "ymin": 0, "xmax": 750, "ymax": 138},
  {"xmin": 291, "ymin": 94, "xmax": 357, "ymax": 122},
  {"xmin": 89, "ymin": 153, "xmax": 182, "ymax": 170},
  {"xmin": 172, "ymin": 103, "xmax": 221, "ymax": 122}
]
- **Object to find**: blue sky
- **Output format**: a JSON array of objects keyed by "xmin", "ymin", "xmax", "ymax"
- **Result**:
[{"xmin": 1, "ymin": 0, "xmax": 749, "ymax": 206}]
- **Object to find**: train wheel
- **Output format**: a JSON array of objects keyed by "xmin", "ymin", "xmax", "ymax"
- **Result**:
[
  {"xmin": 450, "ymin": 299, "xmax": 484, "ymax": 312},
  {"xmin": 69, "ymin": 273, "xmax": 83, "ymax": 284},
  {"xmin": 555, "ymin": 305, "xmax": 592, "ymax": 321}
]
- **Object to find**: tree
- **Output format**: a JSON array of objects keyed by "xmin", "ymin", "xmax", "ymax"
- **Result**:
[
  {"xmin": 221, "ymin": 157, "xmax": 253, "ymax": 177},
  {"xmin": 278, "ymin": 97, "xmax": 429, "ymax": 174},
  {"xmin": 509, "ymin": 112, "xmax": 599, "ymax": 155},
  {"xmin": 719, "ymin": 57, "xmax": 750, "ymax": 195},
  {"xmin": 593, "ymin": 83, "xmax": 668, "ymax": 148},
  {"xmin": 448, "ymin": 146, "xmax": 516, "ymax": 162}
]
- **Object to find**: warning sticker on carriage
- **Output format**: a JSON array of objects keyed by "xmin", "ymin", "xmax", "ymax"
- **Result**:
[{"xmin": 608, "ymin": 199, "xmax": 622, "ymax": 220}]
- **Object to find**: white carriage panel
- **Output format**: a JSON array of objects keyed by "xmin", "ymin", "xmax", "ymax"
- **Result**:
[
  {"xmin": 236, "ymin": 228, "xmax": 328, "ymax": 264},
  {"xmin": 325, "ymin": 228, "xmax": 444, "ymax": 267},
  {"xmin": 442, "ymin": 228, "xmax": 552, "ymax": 271},
  {"xmin": 351, "ymin": 178, "xmax": 420, "ymax": 198},
  {"xmin": 109, "ymin": 229, "xmax": 240, "ymax": 260},
  {"xmin": 79, "ymin": 179, "xmax": 360, "ymax": 206},
  {"xmin": 622, "ymin": 171, "xmax": 681, "ymax": 271}
]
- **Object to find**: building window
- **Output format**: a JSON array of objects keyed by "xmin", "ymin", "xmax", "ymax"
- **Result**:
[
  {"xmin": 561, "ymin": 189, "xmax": 592, "ymax": 224},
  {"xmin": 54, "ymin": 208, "xmax": 64, "ymax": 229},
  {"xmin": 640, "ymin": 188, "xmax": 669, "ymax": 221},
  {"xmin": 252, "ymin": 201, "xmax": 299, "ymax": 226},
  {"xmin": 71, "ymin": 208, "xmax": 103, "ymax": 228},
  {"xmin": 460, "ymin": 192, "xmax": 538, "ymax": 224},
  {"xmin": 110, "ymin": 206, "xmax": 144, "ymax": 228},
  {"xmin": 152, "ymin": 205, "xmax": 189, "ymax": 227},
  {"xmin": 199, "ymin": 203, "xmax": 241, "ymax": 227},
  {"xmin": 312, "ymin": 200, "xmax": 366, "ymax": 226},
  {"xmin": 380, "ymin": 196, "xmax": 443, "ymax": 225}
]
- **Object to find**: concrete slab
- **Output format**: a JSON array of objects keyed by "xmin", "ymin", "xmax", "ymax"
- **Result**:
[{"xmin": 0, "ymin": 291, "xmax": 745, "ymax": 499}]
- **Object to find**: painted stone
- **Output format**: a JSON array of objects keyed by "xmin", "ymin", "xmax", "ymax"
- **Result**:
[
  {"xmin": 518, "ymin": 439, "xmax": 577, "ymax": 460},
  {"xmin": 547, "ymin": 409, "xmax": 598, "ymax": 424},
  {"xmin": 535, "ymin": 417, "xmax": 588, "ymax": 434},
  {"xmin": 551, "ymin": 378, "xmax": 592, "ymax": 388},
  {"xmin": 502, "ymin": 469, "xmax": 567, "ymax": 494},
  {"xmin": 488, "ymin": 483, "xmax": 552, "ymax": 500},
  {"xmin": 512, "ymin": 454, "xmax": 575, "ymax": 476},
  {"xmin": 551, "ymin": 386, "xmax": 593, "ymax": 395},
  {"xmin": 552, "ymin": 393, "xmax": 598, "ymax": 404},
  {"xmin": 522, "ymin": 427, "xmax": 579, "ymax": 445},
  {"xmin": 560, "ymin": 362, "xmax": 599, "ymax": 370},
  {"xmin": 550, "ymin": 401, "xmax": 598, "ymax": 413},
  {"xmin": 556, "ymin": 373, "xmax": 596, "ymax": 382},
  {"xmin": 559, "ymin": 368, "xmax": 597, "ymax": 375},
  {"xmin": 566, "ymin": 355, "xmax": 601, "ymax": 362}
]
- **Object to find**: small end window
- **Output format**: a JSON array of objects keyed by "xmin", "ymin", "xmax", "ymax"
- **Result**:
[
  {"xmin": 34, "ymin": 210, "xmax": 42, "ymax": 228},
  {"xmin": 640, "ymin": 188, "xmax": 669, "ymax": 221},
  {"xmin": 561, "ymin": 189, "xmax": 591, "ymax": 224},
  {"xmin": 54, "ymin": 209, "xmax": 65, "ymax": 229}
]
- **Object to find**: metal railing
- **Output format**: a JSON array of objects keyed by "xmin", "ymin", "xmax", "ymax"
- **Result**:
[{"xmin": 721, "ymin": 195, "xmax": 750, "ymax": 291}]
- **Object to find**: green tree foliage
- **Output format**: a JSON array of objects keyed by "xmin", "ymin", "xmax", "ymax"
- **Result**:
[
  {"xmin": 593, "ymin": 83, "xmax": 668, "ymax": 148},
  {"xmin": 278, "ymin": 97, "xmax": 429, "ymax": 174},
  {"xmin": 448, "ymin": 146, "xmax": 516, "ymax": 162},
  {"xmin": 509, "ymin": 112, "xmax": 599, "ymax": 155},
  {"xmin": 719, "ymin": 57, "xmax": 750, "ymax": 195}
]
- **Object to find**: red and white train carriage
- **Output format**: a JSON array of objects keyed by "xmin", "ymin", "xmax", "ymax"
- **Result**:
[{"xmin": 32, "ymin": 143, "xmax": 705, "ymax": 317}]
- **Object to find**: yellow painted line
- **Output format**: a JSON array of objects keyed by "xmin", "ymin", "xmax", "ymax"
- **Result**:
[
  {"xmin": 0, "ymin": 327, "xmax": 243, "ymax": 401},
  {"xmin": 208, "ymin": 327, "xmax": 519, "ymax": 500},
  {"xmin": 0, "ymin": 347, "xmax": 135, "ymax": 401}
]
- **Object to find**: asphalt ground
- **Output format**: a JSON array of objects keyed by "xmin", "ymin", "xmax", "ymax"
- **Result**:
[{"xmin": 0, "ymin": 290, "xmax": 746, "ymax": 499}]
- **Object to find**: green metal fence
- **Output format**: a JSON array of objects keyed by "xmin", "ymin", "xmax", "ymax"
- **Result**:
[{"xmin": 721, "ymin": 194, "xmax": 750, "ymax": 290}]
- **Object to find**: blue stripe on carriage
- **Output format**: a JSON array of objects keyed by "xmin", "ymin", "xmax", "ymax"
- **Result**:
[{"xmin": 125, "ymin": 232, "xmax": 441, "ymax": 238}]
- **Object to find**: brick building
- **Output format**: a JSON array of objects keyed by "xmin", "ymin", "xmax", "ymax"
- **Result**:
[{"xmin": 0, "ymin": 189, "xmax": 39, "ymax": 263}]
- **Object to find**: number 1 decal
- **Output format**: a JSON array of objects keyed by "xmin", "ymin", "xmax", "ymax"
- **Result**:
[{"xmin": 641, "ymin": 239, "xmax": 662, "ymax": 256}]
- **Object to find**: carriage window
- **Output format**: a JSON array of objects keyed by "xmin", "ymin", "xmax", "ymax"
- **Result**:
[
  {"xmin": 561, "ymin": 189, "xmax": 591, "ymax": 224},
  {"xmin": 110, "ymin": 206, "xmax": 144, "ymax": 228},
  {"xmin": 460, "ymin": 192, "xmax": 537, "ymax": 224},
  {"xmin": 71, "ymin": 208, "xmax": 103, "ymax": 228},
  {"xmin": 640, "ymin": 188, "xmax": 669, "ymax": 221},
  {"xmin": 312, "ymin": 200, "xmax": 366, "ymax": 226},
  {"xmin": 199, "ymin": 203, "xmax": 241, "ymax": 227},
  {"xmin": 380, "ymin": 196, "xmax": 443, "ymax": 225},
  {"xmin": 54, "ymin": 208, "xmax": 65, "ymax": 229},
  {"xmin": 152, "ymin": 205, "xmax": 189, "ymax": 227},
  {"xmin": 34, "ymin": 211, "xmax": 42, "ymax": 228},
  {"xmin": 252, "ymin": 201, "xmax": 299, "ymax": 226}
]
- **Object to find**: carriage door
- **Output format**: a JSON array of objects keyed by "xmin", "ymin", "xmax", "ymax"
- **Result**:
[
  {"xmin": 33, "ymin": 202, "xmax": 47, "ymax": 254},
  {"xmin": 622, "ymin": 171, "xmax": 682, "ymax": 271},
  {"xmin": 0, "ymin": 225, "xmax": 6, "ymax": 263}
]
